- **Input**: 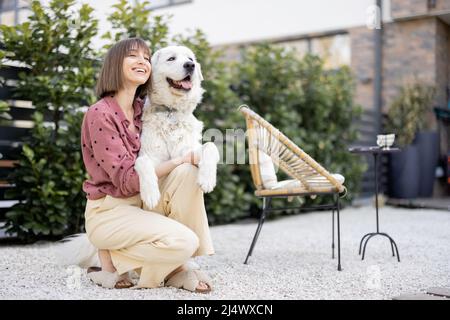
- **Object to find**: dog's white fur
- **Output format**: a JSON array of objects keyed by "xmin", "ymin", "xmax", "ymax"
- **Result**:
[
  {"xmin": 55, "ymin": 233, "xmax": 99, "ymax": 268},
  {"xmin": 135, "ymin": 45, "xmax": 220, "ymax": 209},
  {"xmin": 56, "ymin": 46, "xmax": 219, "ymax": 268}
]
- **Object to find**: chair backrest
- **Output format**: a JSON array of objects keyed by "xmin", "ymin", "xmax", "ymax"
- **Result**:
[{"xmin": 239, "ymin": 105, "xmax": 345, "ymax": 194}]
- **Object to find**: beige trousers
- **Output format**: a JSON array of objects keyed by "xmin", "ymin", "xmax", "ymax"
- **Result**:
[{"xmin": 84, "ymin": 163, "xmax": 215, "ymax": 288}]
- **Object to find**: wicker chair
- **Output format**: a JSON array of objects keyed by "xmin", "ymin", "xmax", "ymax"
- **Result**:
[{"xmin": 239, "ymin": 105, "xmax": 347, "ymax": 271}]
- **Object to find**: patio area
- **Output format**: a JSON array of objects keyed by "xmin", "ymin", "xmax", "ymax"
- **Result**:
[{"xmin": 0, "ymin": 205, "xmax": 449, "ymax": 300}]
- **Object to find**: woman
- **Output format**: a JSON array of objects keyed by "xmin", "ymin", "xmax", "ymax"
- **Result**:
[{"xmin": 80, "ymin": 38, "xmax": 214, "ymax": 292}]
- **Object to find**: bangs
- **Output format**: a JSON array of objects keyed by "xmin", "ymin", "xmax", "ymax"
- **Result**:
[{"xmin": 126, "ymin": 38, "xmax": 151, "ymax": 57}]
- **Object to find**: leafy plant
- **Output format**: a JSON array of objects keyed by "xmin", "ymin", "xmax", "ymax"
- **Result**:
[
  {"xmin": 4, "ymin": 111, "xmax": 88, "ymax": 241},
  {"xmin": 101, "ymin": 0, "xmax": 170, "ymax": 53},
  {"xmin": 0, "ymin": 0, "xmax": 97, "ymax": 241},
  {"xmin": 0, "ymin": 101, "xmax": 11, "ymax": 124},
  {"xmin": 0, "ymin": 52, "xmax": 12, "ymax": 124},
  {"xmin": 386, "ymin": 82, "xmax": 436, "ymax": 147}
]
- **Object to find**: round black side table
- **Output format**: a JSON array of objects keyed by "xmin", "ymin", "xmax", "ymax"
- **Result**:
[{"xmin": 349, "ymin": 146, "xmax": 401, "ymax": 262}]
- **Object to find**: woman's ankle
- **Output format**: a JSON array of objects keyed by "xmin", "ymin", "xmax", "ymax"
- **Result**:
[{"xmin": 98, "ymin": 249, "xmax": 117, "ymax": 273}]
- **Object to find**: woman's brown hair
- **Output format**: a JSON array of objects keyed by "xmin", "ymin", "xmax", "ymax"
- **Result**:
[{"xmin": 95, "ymin": 38, "xmax": 151, "ymax": 99}]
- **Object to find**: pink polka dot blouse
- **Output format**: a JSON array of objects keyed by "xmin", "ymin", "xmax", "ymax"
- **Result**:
[{"xmin": 80, "ymin": 96, "xmax": 144, "ymax": 200}]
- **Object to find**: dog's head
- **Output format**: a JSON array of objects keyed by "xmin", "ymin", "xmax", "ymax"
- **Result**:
[{"xmin": 149, "ymin": 45, "xmax": 204, "ymax": 113}]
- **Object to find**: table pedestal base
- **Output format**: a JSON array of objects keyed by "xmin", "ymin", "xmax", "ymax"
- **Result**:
[{"xmin": 358, "ymin": 232, "xmax": 401, "ymax": 262}]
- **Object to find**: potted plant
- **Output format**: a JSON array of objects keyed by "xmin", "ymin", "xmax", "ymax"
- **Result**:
[{"xmin": 386, "ymin": 82, "xmax": 437, "ymax": 199}]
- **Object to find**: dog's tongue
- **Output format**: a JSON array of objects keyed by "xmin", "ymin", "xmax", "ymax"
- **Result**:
[{"xmin": 180, "ymin": 80, "xmax": 192, "ymax": 89}]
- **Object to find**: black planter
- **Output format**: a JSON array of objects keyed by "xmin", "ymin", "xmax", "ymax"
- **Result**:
[
  {"xmin": 416, "ymin": 131, "xmax": 439, "ymax": 197},
  {"xmin": 389, "ymin": 144, "xmax": 420, "ymax": 199}
]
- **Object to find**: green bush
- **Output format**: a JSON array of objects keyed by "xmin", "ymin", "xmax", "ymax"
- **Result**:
[
  {"xmin": 101, "ymin": 0, "xmax": 170, "ymax": 53},
  {"xmin": 0, "ymin": 101, "xmax": 11, "ymax": 124},
  {"xmin": 4, "ymin": 111, "xmax": 87, "ymax": 241},
  {"xmin": 1, "ymin": 0, "xmax": 98, "ymax": 241},
  {"xmin": 0, "ymin": 52, "xmax": 12, "ymax": 124}
]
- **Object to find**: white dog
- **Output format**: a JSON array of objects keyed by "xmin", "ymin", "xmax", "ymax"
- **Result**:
[
  {"xmin": 56, "ymin": 46, "xmax": 219, "ymax": 268},
  {"xmin": 135, "ymin": 45, "xmax": 220, "ymax": 209}
]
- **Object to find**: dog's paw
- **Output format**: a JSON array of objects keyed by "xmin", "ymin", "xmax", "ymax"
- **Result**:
[
  {"xmin": 197, "ymin": 164, "xmax": 217, "ymax": 193},
  {"xmin": 140, "ymin": 182, "xmax": 161, "ymax": 209}
]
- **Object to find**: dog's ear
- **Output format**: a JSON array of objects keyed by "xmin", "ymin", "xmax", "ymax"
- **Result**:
[
  {"xmin": 151, "ymin": 49, "xmax": 161, "ymax": 66},
  {"xmin": 196, "ymin": 62, "xmax": 204, "ymax": 81}
]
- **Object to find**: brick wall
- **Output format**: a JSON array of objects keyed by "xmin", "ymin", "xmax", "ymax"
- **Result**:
[
  {"xmin": 435, "ymin": 18, "xmax": 449, "ymax": 109},
  {"xmin": 382, "ymin": 18, "xmax": 436, "ymax": 113},
  {"xmin": 350, "ymin": 16, "xmax": 450, "ymax": 122},
  {"xmin": 430, "ymin": 0, "xmax": 450, "ymax": 13},
  {"xmin": 391, "ymin": 0, "xmax": 429, "ymax": 18},
  {"xmin": 349, "ymin": 26, "xmax": 375, "ymax": 111},
  {"xmin": 391, "ymin": 0, "xmax": 450, "ymax": 19}
]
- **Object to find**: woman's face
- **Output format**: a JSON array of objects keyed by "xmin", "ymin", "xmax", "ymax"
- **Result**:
[{"xmin": 122, "ymin": 48, "xmax": 151, "ymax": 87}]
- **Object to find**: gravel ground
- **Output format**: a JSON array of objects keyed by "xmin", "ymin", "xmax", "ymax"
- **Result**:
[{"xmin": 0, "ymin": 205, "xmax": 449, "ymax": 300}]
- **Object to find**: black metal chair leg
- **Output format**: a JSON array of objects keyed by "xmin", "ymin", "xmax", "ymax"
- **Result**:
[
  {"xmin": 332, "ymin": 208, "xmax": 335, "ymax": 259},
  {"xmin": 251, "ymin": 198, "xmax": 272, "ymax": 254},
  {"xmin": 336, "ymin": 195, "xmax": 342, "ymax": 271},
  {"xmin": 244, "ymin": 215, "xmax": 265, "ymax": 264},
  {"xmin": 244, "ymin": 197, "xmax": 271, "ymax": 264}
]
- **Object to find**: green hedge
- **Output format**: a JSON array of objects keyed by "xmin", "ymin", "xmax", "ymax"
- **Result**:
[{"xmin": 1, "ymin": 0, "xmax": 97, "ymax": 242}]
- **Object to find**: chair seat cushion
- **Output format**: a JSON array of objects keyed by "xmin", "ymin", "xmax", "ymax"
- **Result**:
[
  {"xmin": 254, "ymin": 173, "xmax": 345, "ymax": 197},
  {"xmin": 270, "ymin": 173, "xmax": 345, "ymax": 190}
]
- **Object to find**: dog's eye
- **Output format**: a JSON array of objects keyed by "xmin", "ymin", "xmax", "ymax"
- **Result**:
[
  {"xmin": 188, "ymin": 57, "xmax": 194, "ymax": 61},
  {"xmin": 167, "ymin": 57, "xmax": 176, "ymax": 61}
]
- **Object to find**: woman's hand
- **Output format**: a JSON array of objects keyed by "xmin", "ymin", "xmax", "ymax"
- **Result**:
[
  {"xmin": 155, "ymin": 151, "xmax": 200, "ymax": 179},
  {"xmin": 181, "ymin": 151, "xmax": 200, "ymax": 166}
]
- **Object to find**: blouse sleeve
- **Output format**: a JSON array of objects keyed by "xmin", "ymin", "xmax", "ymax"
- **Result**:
[{"xmin": 88, "ymin": 114, "xmax": 140, "ymax": 195}]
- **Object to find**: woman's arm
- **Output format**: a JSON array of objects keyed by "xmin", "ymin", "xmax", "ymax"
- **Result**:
[
  {"xmin": 88, "ymin": 114, "xmax": 140, "ymax": 195},
  {"xmin": 154, "ymin": 157, "xmax": 183, "ymax": 178},
  {"xmin": 154, "ymin": 151, "xmax": 200, "ymax": 178}
]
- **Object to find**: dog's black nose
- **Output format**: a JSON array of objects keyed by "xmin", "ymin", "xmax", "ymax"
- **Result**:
[{"xmin": 183, "ymin": 61, "xmax": 195, "ymax": 73}]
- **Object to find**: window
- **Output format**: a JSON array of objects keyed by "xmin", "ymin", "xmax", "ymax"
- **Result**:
[
  {"xmin": 0, "ymin": 0, "xmax": 31, "ymax": 26},
  {"xmin": 311, "ymin": 34, "xmax": 350, "ymax": 69},
  {"xmin": 275, "ymin": 39, "xmax": 309, "ymax": 60},
  {"xmin": 145, "ymin": 0, "xmax": 192, "ymax": 10},
  {"xmin": 277, "ymin": 33, "xmax": 351, "ymax": 70}
]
